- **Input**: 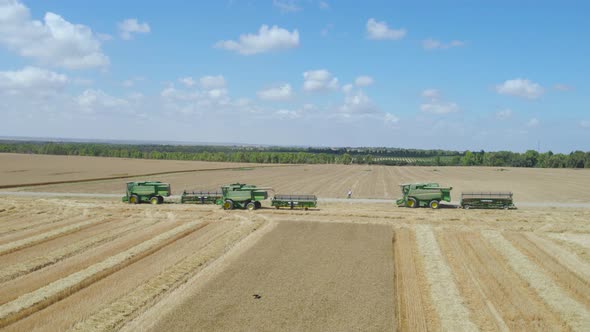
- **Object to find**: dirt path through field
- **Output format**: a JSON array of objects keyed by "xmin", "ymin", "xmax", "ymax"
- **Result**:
[{"xmin": 149, "ymin": 221, "xmax": 396, "ymax": 331}]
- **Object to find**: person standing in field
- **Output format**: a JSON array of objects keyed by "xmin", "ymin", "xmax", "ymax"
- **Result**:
[{"xmin": 347, "ymin": 189, "xmax": 352, "ymax": 199}]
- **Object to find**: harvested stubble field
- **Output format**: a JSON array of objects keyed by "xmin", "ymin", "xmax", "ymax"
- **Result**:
[
  {"xmin": 1, "ymin": 153, "xmax": 590, "ymax": 331},
  {"xmin": 2, "ymin": 153, "xmax": 590, "ymax": 204}
]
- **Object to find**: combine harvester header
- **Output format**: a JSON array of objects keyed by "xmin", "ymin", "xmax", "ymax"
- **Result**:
[{"xmin": 460, "ymin": 192, "xmax": 516, "ymax": 210}]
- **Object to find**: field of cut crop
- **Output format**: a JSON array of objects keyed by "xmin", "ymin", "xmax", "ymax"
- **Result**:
[
  {"xmin": 2, "ymin": 154, "xmax": 590, "ymax": 204},
  {"xmin": 1, "ymin": 153, "xmax": 590, "ymax": 331}
]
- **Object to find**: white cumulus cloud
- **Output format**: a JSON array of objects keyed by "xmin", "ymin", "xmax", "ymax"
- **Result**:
[
  {"xmin": 355, "ymin": 75, "xmax": 374, "ymax": 87},
  {"xmin": 339, "ymin": 91, "xmax": 379, "ymax": 115},
  {"xmin": 215, "ymin": 25, "xmax": 299, "ymax": 55},
  {"xmin": 420, "ymin": 101, "xmax": 459, "ymax": 115},
  {"xmin": 257, "ymin": 84, "xmax": 293, "ymax": 101},
  {"xmin": 199, "ymin": 75, "xmax": 226, "ymax": 89},
  {"xmin": 366, "ymin": 18, "xmax": 406, "ymax": 40},
  {"xmin": 77, "ymin": 89, "xmax": 129, "ymax": 113},
  {"xmin": 384, "ymin": 113, "xmax": 399, "ymax": 124},
  {"xmin": 303, "ymin": 69, "xmax": 338, "ymax": 92},
  {"xmin": 118, "ymin": 18, "xmax": 150, "ymax": 40},
  {"xmin": 495, "ymin": 108, "xmax": 512, "ymax": 120},
  {"xmin": 0, "ymin": 0, "xmax": 109, "ymax": 69},
  {"xmin": 554, "ymin": 83, "xmax": 574, "ymax": 91},
  {"xmin": 179, "ymin": 77, "xmax": 196, "ymax": 87},
  {"xmin": 422, "ymin": 39, "xmax": 465, "ymax": 50},
  {"xmin": 420, "ymin": 88, "xmax": 459, "ymax": 114},
  {"xmin": 272, "ymin": 0, "xmax": 301, "ymax": 13},
  {"xmin": 526, "ymin": 118, "xmax": 540, "ymax": 128},
  {"xmin": 421, "ymin": 89, "xmax": 440, "ymax": 99},
  {"xmin": 0, "ymin": 66, "xmax": 67, "ymax": 93},
  {"xmin": 496, "ymin": 78, "xmax": 544, "ymax": 99}
]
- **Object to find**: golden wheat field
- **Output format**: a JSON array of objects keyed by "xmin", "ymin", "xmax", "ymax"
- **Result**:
[{"xmin": 1, "ymin": 153, "xmax": 590, "ymax": 331}]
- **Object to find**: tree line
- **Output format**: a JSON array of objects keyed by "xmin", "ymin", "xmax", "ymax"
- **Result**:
[{"xmin": 0, "ymin": 141, "xmax": 588, "ymax": 168}]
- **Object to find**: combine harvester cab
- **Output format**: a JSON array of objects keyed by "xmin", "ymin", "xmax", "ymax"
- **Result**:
[
  {"xmin": 122, "ymin": 181, "xmax": 171, "ymax": 205},
  {"xmin": 271, "ymin": 194, "xmax": 317, "ymax": 210},
  {"xmin": 461, "ymin": 192, "xmax": 516, "ymax": 210},
  {"xmin": 219, "ymin": 183, "xmax": 269, "ymax": 210},
  {"xmin": 395, "ymin": 183, "xmax": 452, "ymax": 209}
]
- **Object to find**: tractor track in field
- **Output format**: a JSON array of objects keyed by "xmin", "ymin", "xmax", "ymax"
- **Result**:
[
  {"xmin": 505, "ymin": 232, "xmax": 590, "ymax": 308},
  {"xmin": 0, "ymin": 216, "xmax": 112, "ymax": 256},
  {"xmin": 438, "ymin": 231, "xmax": 565, "ymax": 331},
  {"xmin": 482, "ymin": 231, "xmax": 590, "ymax": 331},
  {"xmin": 0, "ymin": 215, "xmax": 162, "ymax": 283},
  {"xmin": 0, "ymin": 220, "xmax": 209, "ymax": 328},
  {"xmin": 70, "ymin": 218, "xmax": 266, "ymax": 332},
  {"xmin": 0, "ymin": 218, "xmax": 188, "ymax": 306}
]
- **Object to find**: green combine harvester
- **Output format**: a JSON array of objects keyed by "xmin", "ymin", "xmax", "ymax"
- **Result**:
[
  {"xmin": 461, "ymin": 192, "xmax": 516, "ymax": 210},
  {"xmin": 218, "ymin": 183, "xmax": 269, "ymax": 210},
  {"xmin": 122, "ymin": 181, "xmax": 171, "ymax": 204},
  {"xmin": 396, "ymin": 183, "xmax": 452, "ymax": 209}
]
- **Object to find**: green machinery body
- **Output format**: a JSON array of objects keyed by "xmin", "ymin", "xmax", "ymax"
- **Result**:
[
  {"xmin": 219, "ymin": 183, "xmax": 269, "ymax": 210},
  {"xmin": 396, "ymin": 183, "xmax": 452, "ymax": 209},
  {"xmin": 461, "ymin": 192, "xmax": 516, "ymax": 210},
  {"xmin": 122, "ymin": 181, "xmax": 170, "ymax": 204},
  {"xmin": 271, "ymin": 194, "xmax": 317, "ymax": 210}
]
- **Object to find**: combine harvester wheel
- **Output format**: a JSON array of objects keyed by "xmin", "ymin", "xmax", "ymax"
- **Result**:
[
  {"xmin": 150, "ymin": 197, "xmax": 159, "ymax": 205},
  {"xmin": 223, "ymin": 200, "xmax": 234, "ymax": 210},
  {"xmin": 129, "ymin": 195, "xmax": 139, "ymax": 204},
  {"xmin": 429, "ymin": 200, "xmax": 439, "ymax": 209},
  {"xmin": 407, "ymin": 198, "xmax": 418, "ymax": 208},
  {"xmin": 246, "ymin": 202, "xmax": 256, "ymax": 211}
]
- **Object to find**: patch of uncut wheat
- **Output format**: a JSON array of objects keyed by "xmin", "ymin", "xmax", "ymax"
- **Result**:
[
  {"xmin": 0, "ymin": 220, "xmax": 206, "ymax": 328},
  {"xmin": 414, "ymin": 225, "xmax": 477, "ymax": 331},
  {"xmin": 482, "ymin": 230, "xmax": 590, "ymax": 332},
  {"xmin": 0, "ymin": 217, "xmax": 160, "ymax": 283},
  {"xmin": 69, "ymin": 219, "xmax": 265, "ymax": 332},
  {"xmin": 393, "ymin": 228, "xmax": 429, "ymax": 331},
  {"xmin": 0, "ymin": 217, "xmax": 109, "ymax": 256}
]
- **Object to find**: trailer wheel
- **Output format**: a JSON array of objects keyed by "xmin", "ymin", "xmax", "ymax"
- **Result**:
[
  {"xmin": 150, "ymin": 197, "xmax": 159, "ymax": 205},
  {"xmin": 223, "ymin": 200, "xmax": 234, "ymax": 210},
  {"xmin": 464, "ymin": 205, "xmax": 470, "ymax": 210},
  {"xmin": 157, "ymin": 196, "xmax": 164, "ymax": 204},
  {"xmin": 255, "ymin": 201, "xmax": 261, "ymax": 209},
  {"xmin": 503, "ymin": 205, "xmax": 509, "ymax": 210},
  {"xmin": 246, "ymin": 202, "xmax": 256, "ymax": 211},
  {"xmin": 429, "ymin": 200, "xmax": 439, "ymax": 209},
  {"xmin": 275, "ymin": 206, "xmax": 280, "ymax": 209},
  {"xmin": 407, "ymin": 198, "xmax": 418, "ymax": 208},
  {"xmin": 129, "ymin": 195, "xmax": 139, "ymax": 204}
]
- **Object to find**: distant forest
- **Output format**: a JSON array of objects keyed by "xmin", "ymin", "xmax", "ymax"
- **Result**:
[{"xmin": 1, "ymin": 140, "xmax": 589, "ymax": 168}]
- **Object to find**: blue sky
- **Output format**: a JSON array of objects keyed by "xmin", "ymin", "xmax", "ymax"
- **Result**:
[{"xmin": 0, "ymin": 0, "xmax": 588, "ymax": 152}]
